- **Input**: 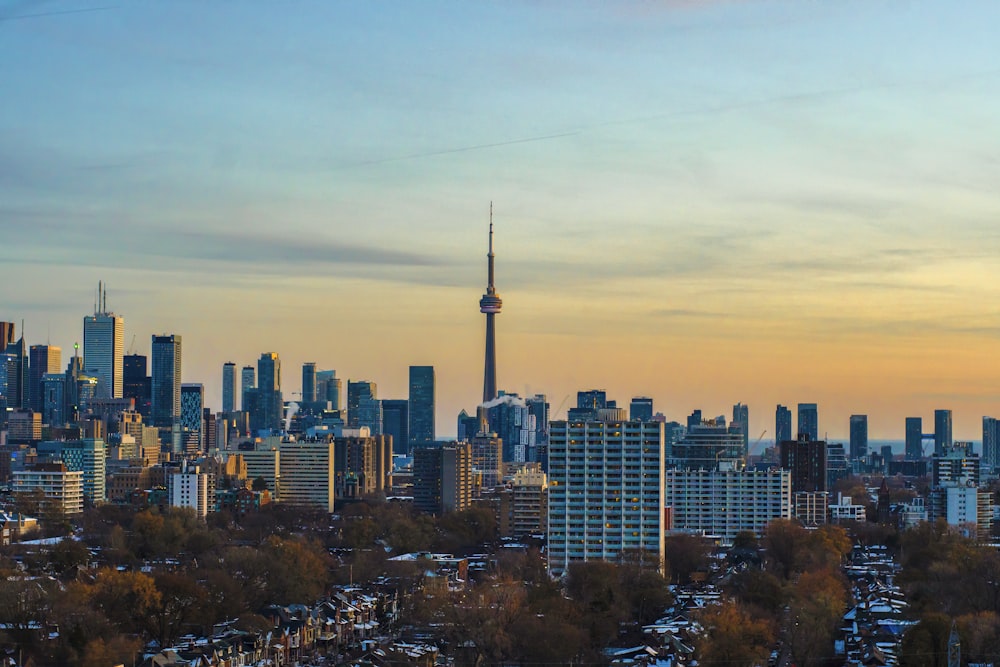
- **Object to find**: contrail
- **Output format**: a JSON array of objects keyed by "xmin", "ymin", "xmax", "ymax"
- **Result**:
[{"xmin": 0, "ymin": 5, "xmax": 115, "ymax": 22}]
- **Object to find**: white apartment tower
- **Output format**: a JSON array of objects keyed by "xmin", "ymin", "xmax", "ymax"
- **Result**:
[{"xmin": 547, "ymin": 417, "xmax": 665, "ymax": 577}]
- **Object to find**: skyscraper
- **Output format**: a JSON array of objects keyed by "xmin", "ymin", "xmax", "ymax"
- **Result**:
[
  {"xmin": 28, "ymin": 345, "xmax": 61, "ymax": 413},
  {"xmin": 479, "ymin": 206, "xmax": 502, "ymax": 403},
  {"xmin": 905, "ymin": 417, "xmax": 923, "ymax": 460},
  {"xmin": 240, "ymin": 365, "xmax": 255, "ymax": 411},
  {"xmin": 222, "ymin": 362, "xmax": 236, "ymax": 413},
  {"xmin": 123, "ymin": 354, "xmax": 151, "ymax": 417},
  {"xmin": 780, "ymin": 434, "xmax": 827, "ymax": 493},
  {"xmin": 316, "ymin": 370, "xmax": 341, "ymax": 410},
  {"xmin": 776, "ymin": 405, "xmax": 792, "ymax": 444},
  {"xmin": 3, "ymin": 336, "xmax": 27, "ymax": 409},
  {"xmin": 630, "ymin": 397, "xmax": 654, "ymax": 421},
  {"xmin": 0, "ymin": 322, "xmax": 14, "ymax": 348},
  {"xmin": 849, "ymin": 414, "xmax": 868, "ymax": 460},
  {"xmin": 256, "ymin": 353, "xmax": 282, "ymax": 433},
  {"xmin": 983, "ymin": 416, "xmax": 1000, "ymax": 472},
  {"xmin": 797, "ymin": 403, "xmax": 818, "ymax": 440},
  {"xmin": 934, "ymin": 409, "xmax": 953, "ymax": 456},
  {"xmin": 409, "ymin": 365, "xmax": 435, "ymax": 447},
  {"xmin": 382, "ymin": 399, "xmax": 409, "ymax": 455},
  {"xmin": 347, "ymin": 380, "xmax": 376, "ymax": 428},
  {"xmin": 732, "ymin": 402, "xmax": 749, "ymax": 452},
  {"xmin": 180, "ymin": 383, "xmax": 205, "ymax": 454},
  {"xmin": 301, "ymin": 362, "xmax": 317, "ymax": 404},
  {"xmin": 83, "ymin": 285, "xmax": 124, "ymax": 398},
  {"xmin": 151, "ymin": 334, "xmax": 182, "ymax": 429}
]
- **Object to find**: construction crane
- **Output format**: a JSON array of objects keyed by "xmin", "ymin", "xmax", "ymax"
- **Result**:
[
  {"xmin": 749, "ymin": 429, "xmax": 767, "ymax": 456},
  {"xmin": 127, "ymin": 334, "xmax": 137, "ymax": 355}
]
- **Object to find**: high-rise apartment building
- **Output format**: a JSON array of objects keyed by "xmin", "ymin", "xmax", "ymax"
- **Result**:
[
  {"xmin": 409, "ymin": 365, "xmax": 435, "ymax": 447},
  {"xmin": 316, "ymin": 370, "xmax": 341, "ymax": 410},
  {"xmin": 780, "ymin": 434, "xmax": 827, "ymax": 493},
  {"xmin": 672, "ymin": 418, "xmax": 745, "ymax": 470},
  {"xmin": 0, "ymin": 322, "xmax": 14, "ymax": 348},
  {"xmin": 222, "ymin": 362, "xmax": 236, "ymax": 413},
  {"xmin": 934, "ymin": 409, "xmax": 953, "ymax": 456},
  {"xmin": 277, "ymin": 440, "xmax": 336, "ymax": 512},
  {"xmin": 256, "ymin": 353, "xmax": 282, "ymax": 433},
  {"xmin": 776, "ymin": 405, "xmax": 792, "ymax": 444},
  {"xmin": 547, "ymin": 418, "xmax": 665, "ymax": 577},
  {"xmin": 301, "ymin": 362, "xmax": 317, "ymax": 404},
  {"xmin": 83, "ymin": 289, "xmax": 124, "ymax": 398},
  {"xmin": 413, "ymin": 441, "xmax": 473, "ymax": 515},
  {"xmin": 28, "ymin": 345, "xmax": 61, "ymax": 413},
  {"xmin": 732, "ymin": 402, "xmax": 749, "ymax": 452},
  {"xmin": 240, "ymin": 365, "xmax": 255, "ymax": 411},
  {"xmin": 983, "ymin": 416, "xmax": 1000, "ymax": 472},
  {"xmin": 797, "ymin": 403, "xmax": 818, "ymax": 440},
  {"xmin": 905, "ymin": 417, "xmax": 923, "ymax": 460},
  {"xmin": 151, "ymin": 335, "xmax": 182, "ymax": 429},
  {"xmin": 849, "ymin": 414, "xmax": 868, "ymax": 460},
  {"xmin": 180, "ymin": 384, "xmax": 205, "ymax": 454}
]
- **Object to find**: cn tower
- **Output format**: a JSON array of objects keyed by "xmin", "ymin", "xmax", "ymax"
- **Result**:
[{"xmin": 479, "ymin": 204, "xmax": 502, "ymax": 403}]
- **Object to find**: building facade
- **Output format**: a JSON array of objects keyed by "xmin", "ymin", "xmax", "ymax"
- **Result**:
[
  {"xmin": 408, "ymin": 365, "xmax": 435, "ymax": 447},
  {"xmin": 547, "ymin": 419, "xmax": 665, "ymax": 577},
  {"xmin": 151, "ymin": 334, "xmax": 182, "ymax": 429},
  {"xmin": 222, "ymin": 362, "xmax": 236, "ymax": 413},
  {"xmin": 849, "ymin": 414, "xmax": 868, "ymax": 461}
]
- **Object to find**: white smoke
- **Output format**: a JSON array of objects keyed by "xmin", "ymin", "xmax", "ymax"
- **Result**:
[
  {"xmin": 284, "ymin": 402, "xmax": 300, "ymax": 433},
  {"xmin": 480, "ymin": 394, "xmax": 526, "ymax": 409}
]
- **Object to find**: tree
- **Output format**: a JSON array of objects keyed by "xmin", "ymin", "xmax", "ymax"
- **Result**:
[
  {"xmin": 900, "ymin": 612, "xmax": 951, "ymax": 667},
  {"xmin": 663, "ymin": 533, "xmax": 711, "ymax": 584},
  {"xmin": 151, "ymin": 572, "xmax": 210, "ymax": 646},
  {"xmin": 696, "ymin": 602, "xmax": 775, "ymax": 667},
  {"xmin": 89, "ymin": 568, "xmax": 161, "ymax": 636},
  {"xmin": 49, "ymin": 539, "xmax": 91, "ymax": 576},
  {"xmin": 786, "ymin": 567, "xmax": 849, "ymax": 667}
]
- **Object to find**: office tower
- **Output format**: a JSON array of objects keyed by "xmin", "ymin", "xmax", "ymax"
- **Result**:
[
  {"xmin": 41, "ymin": 373, "xmax": 66, "ymax": 426},
  {"xmin": 240, "ymin": 365, "xmax": 256, "ymax": 411},
  {"xmin": 4, "ymin": 336, "xmax": 27, "ymax": 409},
  {"xmin": 548, "ymin": 418, "xmax": 665, "ymax": 577},
  {"xmin": 525, "ymin": 394, "xmax": 550, "ymax": 462},
  {"xmin": 479, "ymin": 207, "xmax": 503, "ymax": 403},
  {"xmin": 357, "ymin": 397, "xmax": 383, "ymax": 435},
  {"xmin": 347, "ymin": 380, "xmax": 376, "ymax": 428},
  {"xmin": 83, "ymin": 285, "xmax": 124, "ymax": 398},
  {"xmin": 457, "ymin": 409, "xmax": 483, "ymax": 442},
  {"xmin": 28, "ymin": 345, "xmax": 61, "ymax": 413},
  {"xmin": 732, "ymin": 402, "xmax": 749, "ymax": 452},
  {"xmin": 826, "ymin": 443, "xmax": 849, "ymax": 489},
  {"xmin": 7, "ymin": 410, "xmax": 42, "ymax": 443},
  {"xmin": 301, "ymin": 362, "xmax": 317, "ymax": 404},
  {"xmin": 180, "ymin": 384, "xmax": 205, "ymax": 454},
  {"xmin": 0, "ymin": 322, "xmax": 13, "ymax": 348},
  {"xmin": 381, "ymin": 399, "xmax": 409, "ymax": 456},
  {"xmin": 151, "ymin": 334, "xmax": 182, "ymax": 429},
  {"xmin": 983, "ymin": 417, "xmax": 1000, "ymax": 472},
  {"xmin": 409, "ymin": 365, "xmax": 435, "ymax": 447},
  {"xmin": 686, "ymin": 409, "xmax": 703, "ymax": 430},
  {"xmin": 630, "ymin": 397, "xmax": 654, "ymax": 422},
  {"xmin": 934, "ymin": 409, "xmax": 953, "ymax": 456},
  {"xmin": 413, "ymin": 441, "xmax": 473, "ymax": 515},
  {"xmin": 484, "ymin": 393, "xmax": 534, "ymax": 463},
  {"xmin": 256, "ymin": 353, "xmax": 282, "ymax": 433},
  {"xmin": 797, "ymin": 403, "xmax": 818, "ymax": 440},
  {"xmin": 573, "ymin": 390, "xmax": 607, "ymax": 420},
  {"xmin": 905, "ymin": 417, "xmax": 923, "ymax": 460},
  {"xmin": 779, "ymin": 434, "xmax": 827, "ymax": 493},
  {"xmin": 775, "ymin": 405, "xmax": 792, "ymax": 444},
  {"xmin": 222, "ymin": 362, "xmax": 236, "ymax": 413},
  {"xmin": 673, "ymin": 418, "xmax": 746, "ymax": 470},
  {"xmin": 123, "ymin": 354, "xmax": 151, "ymax": 417},
  {"xmin": 849, "ymin": 414, "xmax": 869, "ymax": 460}
]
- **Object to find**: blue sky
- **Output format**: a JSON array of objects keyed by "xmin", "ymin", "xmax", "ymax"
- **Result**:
[{"xmin": 3, "ymin": 0, "xmax": 1000, "ymax": 438}]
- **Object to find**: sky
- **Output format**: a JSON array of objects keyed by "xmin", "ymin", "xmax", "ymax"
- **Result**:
[{"xmin": 2, "ymin": 0, "xmax": 1000, "ymax": 440}]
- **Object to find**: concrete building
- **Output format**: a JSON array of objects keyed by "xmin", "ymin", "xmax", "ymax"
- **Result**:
[
  {"xmin": 413, "ymin": 442, "xmax": 473, "ymax": 515},
  {"xmin": 664, "ymin": 468, "xmax": 792, "ymax": 544},
  {"xmin": 511, "ymin": 466, "xmax": 547, "ymax": 537},
  {"xmin": 241, "ymin": 448, "xmax": 280, "ymax": 496},
  {"xmin": 168, "ymin": 462, "xmax": 213, "ymax": 517},
  {"xmin": 12, "ymin": 463, "xmax": 84, "ymax": 515},
  {"xmin": 7, "ymin": 410, "xmax": 41, "ymax": 443},
  {"xmin": 547, "ymin": 418, "xmax": 665, "ymax": 577},
  {"xmin": 470, "ymin": 432, "xmax": 503, "ymax": 488},
  {"xmin": 780, "ymin": 434, "xmax": 827, "ymax": 493},
  {"xmin": 672, "ymin": 417, "xmax": 745, "ymax": 470},
  {"xmin": 277, "ymin": 440, "xmax": 335, "ymax": 512}
]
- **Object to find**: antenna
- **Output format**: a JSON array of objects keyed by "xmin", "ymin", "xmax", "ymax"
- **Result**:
[{"xmin": 489, "ymin": 201, "xmax": 494, "ymax": 254}]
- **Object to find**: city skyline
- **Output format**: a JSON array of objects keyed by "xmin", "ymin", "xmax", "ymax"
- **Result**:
[{"xmin": 3, "ymin": 2, "xmax": 1000, "ymax": 439}]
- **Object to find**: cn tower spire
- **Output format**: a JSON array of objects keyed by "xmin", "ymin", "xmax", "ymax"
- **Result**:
[{"xmin": 479, "ymin": 202, "xmax": 502, "ymax": 403}]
